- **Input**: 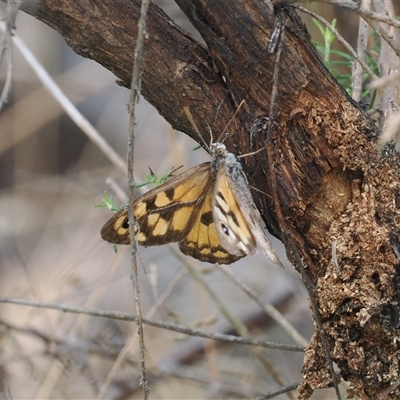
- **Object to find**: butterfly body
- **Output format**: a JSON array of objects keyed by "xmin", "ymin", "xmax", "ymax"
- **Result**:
[{"xmin": 101, "ymin": 142, "xmax": 280, "ymax": 265}]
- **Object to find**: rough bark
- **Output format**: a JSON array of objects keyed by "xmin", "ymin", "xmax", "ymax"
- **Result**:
[{"xmin": 11, "ymin": 0, "xmax": 400, "ymax": 398}]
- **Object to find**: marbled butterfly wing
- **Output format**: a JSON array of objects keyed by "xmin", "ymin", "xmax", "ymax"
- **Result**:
[
  {"xmin": 178, "ymin": 181, "xmax": 244, "ymax": 264},
  {"xmin": 102, "ymin": 162, "xmax": 208, "ymax": 242},
  {"xmin": 209, "ymin": 142, "xmax": 282, "ymax": 266},
  {"xmin": 101, "ymin": 143, "xmax": 281, "ymax": 265},
  {"xmin": 101, "ymin": 161, "xmax": 246, "ymax": 264},
  {"xmin": 212, "ymin": 169, "xmax": 257, "ymax": 256}
]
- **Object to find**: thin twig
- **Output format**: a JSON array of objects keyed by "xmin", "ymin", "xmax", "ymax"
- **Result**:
[
  {"xmin": 317, "ymin": 0, "xmax": 400, "ymax": 29},
  {"xmin": 293, "ymin": 5, "xmax": 377, "ymax": 81},
  {"xmin": 105, "ymin": 177, "xmax": 128, "ymax": 203},
  {"xmin": 0, "ymin": 297, "xmax": 303, "ymax": 351},
  {"xmin": 363, "ymin": 14, "xmax": 400, "ymax": 58},
  {"xmin": 371, "ymin": 0, "xmax": 400, "ymax": 145},
  {"xmin": 295, "ymin": 2, "xmax": 400, "ymax": 142},
  {"xmin": 126, "ymin": 0, "xmax": 151, "ymax": 398},
  {"xmin": 0, "ymin": 318, "xmax": 58, "ymax": 346},
  {"xmin": 161, "ymin": 364, "xmax": 259, "ymax": 398},
  {"xmin": 369, "ymin": 70, "xmax": 400, "ymax": 90},
  {"xmin": 97, "ymin": 333, "xmax": 137, "ymax": 399},
  {"xmin": 378, "ymin": 111, "xmax": 400, "ymax": 149},
  {"xmin": 172, "ymin": 248, "xmax": 297, "ymax": 400},
  {"xmin": 217, "ymin": 265, "xmax": 308, "ymax": 347},
  {"xmin": 173, "ymin": 251, "xmax": 252, "ymax": 338},
  {"xmin": 0, "ymin": 0, "xmax": 20, "ymax": 111},
  {"xmin": 254, "ymin": 382, "xmax": 300, "ymax": 400},
  {"xmin": 351, "ymin": 0, "xmax": 370, "ymax": 101},
  {"xmin": 0, "ymin": 20, "xmax": 127, "ymax": 174}
]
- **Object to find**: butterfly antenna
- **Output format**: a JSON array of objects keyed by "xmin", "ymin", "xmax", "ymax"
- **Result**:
[
  {"xmin": 237, "ymin": 143, "xmax": 267, "ymax": 159},
  {"xmin": 207, "ymin": 124, "xmax": 214, "ymax": 149},
  {"xmin": 183, "ymin": 106, "xmax": 208, "ymax": 149},
  {"xmin": 213, "ymin": 94, "xmax": 228, "ymax": 126},
  {"xmin": 217, "ymin": 99, "xmax": 246, "ymax": 144}
]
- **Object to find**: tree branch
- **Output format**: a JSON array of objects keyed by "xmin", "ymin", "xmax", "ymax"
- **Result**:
[{"xmin": 8, "ymin": 1, "xmax": 400, "ymax": 398}]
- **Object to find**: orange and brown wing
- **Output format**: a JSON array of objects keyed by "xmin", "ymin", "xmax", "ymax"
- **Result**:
[
  {"xmin": 178, "ymin": 185, "xmax": 244, "ymax": 264},
  {"xmin": 100, "ymin": 163, "xmax": 213, "ymax": 246},
  {"xmin": 211, "ymin": 171, "xmax": 257, "ymax": 256}
]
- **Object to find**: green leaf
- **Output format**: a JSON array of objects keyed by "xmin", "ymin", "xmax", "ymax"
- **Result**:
[
  {"xmin": 95, "ymin": 191, "xmax": 121, "ymax": 212},
  {"xmin": 134, "ymin": 165, "xmax": 183, "ymax": 188}
]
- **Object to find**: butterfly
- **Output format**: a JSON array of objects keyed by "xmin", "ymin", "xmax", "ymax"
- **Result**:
[{"xmin": 100, "ymin": 142, "xmax": 281, "ymax": 265}]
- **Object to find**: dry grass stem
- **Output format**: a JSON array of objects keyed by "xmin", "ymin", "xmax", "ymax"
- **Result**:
[
  {"xmin": 0, "ymin": 297, "xmax": 303, "ymax": 351},
  {"xmin": 126, "ymin": 0, "xmax": 151, "ymax": 398},
  {"xmin": 294, "ymin": 5, "xmax": 377, "ymax": 81},
  {"xmin": 0, "ymin": 20, "xmax": 127, "ymax": 173},
  {"xmin": 351, "ymin": 0, "xmax": 370, "ymax": 101},
  {"xmin": 217, "ymin": 265, "xmax": 308, "ymax": 347}
]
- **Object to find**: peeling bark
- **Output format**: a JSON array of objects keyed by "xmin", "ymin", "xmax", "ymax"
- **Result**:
[{"xmin": 10, "ymin": 0, "xmax": 400, "ymax": 398}]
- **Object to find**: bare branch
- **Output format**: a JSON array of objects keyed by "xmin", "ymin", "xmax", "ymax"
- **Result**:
[
  {"xmin": 0, "ymin": 0, "xmax": 20, "ymax": 110},
  {"xmin": 351, "ymin": 0, "xmax": 370, "ymax": 101},
  {"xmin": 318, "ymin": 0, "xmax": 400, "ymax": 28},
  {"xmin": 126, "ymin": 1, "xmax": 151, "ymax": 397},
  {"xmin": 0, "ymin": 297, "xmax": 304, "ymax": 351}
]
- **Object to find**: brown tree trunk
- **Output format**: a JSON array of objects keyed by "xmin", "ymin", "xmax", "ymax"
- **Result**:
[{"xmin": 13, "ymin": 0, "xmax": 400, "ymax": 398}]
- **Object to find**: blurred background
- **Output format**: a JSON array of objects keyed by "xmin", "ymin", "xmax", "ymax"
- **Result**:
[{"xmin": 0, "ymin": 1, "xmax": 368, "ymax": 399}]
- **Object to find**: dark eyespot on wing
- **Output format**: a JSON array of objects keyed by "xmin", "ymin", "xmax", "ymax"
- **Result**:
[
  {"xmin": 200, "ymin": 211, "xmax": 213, "ymax": 226},
  {"xmin": 221, "ymin": 223, "xmax": 229, "ymax": 235},
  {"xmin": 122, "ymin": 217, "xmax": 129, "ymax": 229}
]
